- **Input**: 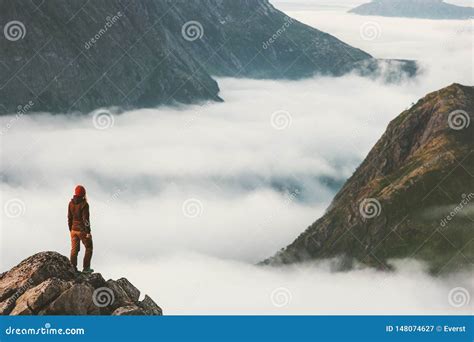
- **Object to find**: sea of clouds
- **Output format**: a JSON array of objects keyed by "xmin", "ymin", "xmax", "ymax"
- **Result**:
[{"xmin": 0, "ymin": 0, "xmax": 472, "ymax": 314}]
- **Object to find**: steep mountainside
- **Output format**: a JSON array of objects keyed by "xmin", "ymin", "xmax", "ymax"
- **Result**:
[
  {"xmin": 0, "ymin": 0, "xmax": 221, "ymax": 115},
  {"xmin": 264, "ymin": 84, "xmax": 474, "ymax": 273},
  {"xmin": 0, "ymin": 252, "xmax": 162, "ymax": 315},
  {"xmin": 350, "ymin": 0, "xmax": 474, "ymax": 19},
  {"xmin": 0, "ymin": 0, "xmax": 416, "ymax": 115}
]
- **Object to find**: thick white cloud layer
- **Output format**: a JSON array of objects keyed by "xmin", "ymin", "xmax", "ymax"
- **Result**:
[{"xmin": 0, "ymin": 3, "xmax": 472, "ymax": 314}]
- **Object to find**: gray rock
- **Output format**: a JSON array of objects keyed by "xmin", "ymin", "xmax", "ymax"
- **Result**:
[
  {"xmin": 39, "ymin": 283, "xmax": 99, "ymax": 315},
  {"xmin": 0, "ymin": 252, "xmax": 75, "ymax": 303},
  {"xmin": 105, "ymin": 279, "xmax": 134, "ymax": 310},
  {"xmin": 139, "ymin": 295, "xmax": 163, "ymax": 315},
  {"xmin": 0, "ymin": 251, "xmax": 163, "ymax": 315},
  {"xmin": 112, "ymin": 305, "xmax": 146, "ymax": 315},
  {"xmin": 0, "ymin": 298, "xmax": 17, "ymax": 315},
  {"xmin": 116, "ymin": 278, "xmax": 140, "ymax": 302},
  {"xmin": 11, "ymin": 278, "xmax": 71, "ymax": 315}
]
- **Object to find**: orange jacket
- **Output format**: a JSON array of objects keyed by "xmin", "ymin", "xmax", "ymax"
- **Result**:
[{"xmin": 68, "ymin": 196, "xmax": 91, "ymax": 233}]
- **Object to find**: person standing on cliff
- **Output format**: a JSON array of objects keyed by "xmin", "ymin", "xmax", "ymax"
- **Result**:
[{"xmin": 68, "ymin": 185, "xmax": 94, "ymax": 274}]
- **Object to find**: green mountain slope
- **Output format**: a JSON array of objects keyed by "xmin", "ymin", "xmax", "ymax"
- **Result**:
[{"xmin": 264, "ymin": 84, "xmax": 474, "ymax": 273}]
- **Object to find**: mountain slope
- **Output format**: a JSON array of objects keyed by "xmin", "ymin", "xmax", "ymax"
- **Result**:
[
  {"xmin": 166, "ymin": 0, "xmax": 371, "ymax": 79},
  {"xmin": 264, "ymin": 84, "xmax": 474, "ymax": 273},
  {"xmin": 0, "ymin": 0, "xmax": 222, "ymax": 115},
  {"xmin": 349, "ymin": 0, "xmax": 474, "ymax": 19},
  {"xmin": 0, "ymin": 252, "xmax": 162, "ymax": 315},
  {"xmin": 0, "ymin": 0, "xmax": 416, "ymax": 115}
]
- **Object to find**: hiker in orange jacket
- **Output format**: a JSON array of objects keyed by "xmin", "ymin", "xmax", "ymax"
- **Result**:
[{"xmin": 68, "ymin": 185, "xmax": 94, "ymax": 273}]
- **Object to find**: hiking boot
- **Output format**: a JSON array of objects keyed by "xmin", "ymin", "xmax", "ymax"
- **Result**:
[{"xmin": 82, "ymin": 268, "xmax": 94, "ymax": 274}]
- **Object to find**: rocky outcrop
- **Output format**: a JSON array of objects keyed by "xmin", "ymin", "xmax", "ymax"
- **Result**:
[
  {"xmin": 350, "ymin": 0, "xmax": 474, "ymax": 20},
  {"xmin": 264, "ymin": 84, "xmax": 474, "ymax": 273},
  {"xmin": 0, "ymin": 0, "xmax": 416, "ymax": 115},
  {"xmin": 0, "ymin": 252, "xmax": 162, "ymax": 315}
]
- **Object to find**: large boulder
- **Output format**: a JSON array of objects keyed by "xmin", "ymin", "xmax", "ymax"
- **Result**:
[{"xmin": 0, "ymin": 251, "xmax": 163, "ymax": 315}]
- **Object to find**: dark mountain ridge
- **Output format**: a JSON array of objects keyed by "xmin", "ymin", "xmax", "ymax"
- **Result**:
[
  {"xmin": 0, "ymin": 0, "xmax": 417, "ymax": 115},
  {"xmin": 350, "ymin": 0, "xmax": 474, "ymax": 19},
  {"xmin": 263, "ymin": 83, "xmax": 474, "ymax": 273}
]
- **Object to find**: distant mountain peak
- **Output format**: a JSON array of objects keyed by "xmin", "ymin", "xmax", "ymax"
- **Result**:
[{"xmin": 349, "ymin": 0, "xmax": 474, "ymax": 19}]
